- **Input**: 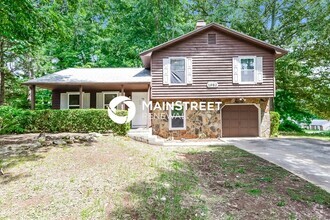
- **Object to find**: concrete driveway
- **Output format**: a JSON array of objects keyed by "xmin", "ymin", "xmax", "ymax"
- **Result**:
[{"xmin": 227, "ymin": 138, "xmax": 330, "ymax": 192}]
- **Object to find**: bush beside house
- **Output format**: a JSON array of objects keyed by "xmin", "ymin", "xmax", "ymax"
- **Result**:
[
  {"xmin": 0, "ymin": 106, "xmax": 130, "ymax": 135},
  {"xmin": 279, "ymin": 119, "xmax": 303, "ymax": 132},
  {"xmin": 270, "ymin": 111, "xmax": 280, "ymax": 137}
]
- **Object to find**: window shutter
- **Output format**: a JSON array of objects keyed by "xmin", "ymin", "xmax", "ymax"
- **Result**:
[
  {"xmin": 60, "ymin": 93, "xmax": 68, "ymax": 109},
  {"xmin": 232, "ymin": 57, "xmax": 239, "ymax": 84},
  {"xmin": 96, "ymin": 92, "xmax": 103, "ymax": 109},
  {"xmin": 186, "ymin": 58, "xmax": 193, "ymax": 84},
  {"xmin": 256, "ymin": 57, "xmax": 263, "ymax": 83},
  {"xmin": 163, "ymin": 58, "xmax": 170, "ymax": 84},
  {"xmin": 83, "ymin": 93, "xmax": 90, "ymax": 109}
]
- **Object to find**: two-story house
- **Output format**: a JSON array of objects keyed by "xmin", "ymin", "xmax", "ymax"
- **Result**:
[{"xmin": 24, "ymin": 21, "xmax": 287, "ymax": 138}]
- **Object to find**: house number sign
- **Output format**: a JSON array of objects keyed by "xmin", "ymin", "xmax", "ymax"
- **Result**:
[{"xmin": 207, "ymin": 81, "xmax": 218, "ymax": 88}]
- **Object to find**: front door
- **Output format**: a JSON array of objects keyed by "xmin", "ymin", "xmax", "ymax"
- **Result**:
[{"xmin": 132, "ymin": 92, "xmax": 148, "ymax": 128}]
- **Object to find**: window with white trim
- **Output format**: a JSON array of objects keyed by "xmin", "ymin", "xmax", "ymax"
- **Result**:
[
  {"xmin": 103, "ymin": 92, "xmax": 118, "ymax": 109},
  {"xmin": 239, "ymin": 56, "xmax": 256, "ymax": 83},
  {"xmin": 68, "ymin": 93, "xmax": 80, "ymax": 109},
  {"xmin": 169, "ymin": 105, "xmax": 186, "ymax": 130},
  {"xmin": 170, "ymin": 58, "xmax": 186, "ymax": 84}
]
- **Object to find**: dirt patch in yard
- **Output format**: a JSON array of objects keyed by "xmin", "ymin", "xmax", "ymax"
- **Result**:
[
  {"xmin": 184, "ymin": 146, "xmax": 330, "ymax": 219},
  {"xmin": 1, "ymin": 135, "xmax": 329, "ymax": 219},
  {"xmin": 0, "ymin": 135, "xmax": 170, "ymax": 219}
]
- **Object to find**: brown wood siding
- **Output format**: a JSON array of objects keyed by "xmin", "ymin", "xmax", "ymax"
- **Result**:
[
  {"xmin": 151, "ymin": 28, "xmax": 275, "ymax": 99},
  {"xmin": 51, "ymin": 89, "xmax": 147, "ymax": 109},
  {"xmin": 52, "ymin": 90, "xmax": 60, "ymax": 109}
]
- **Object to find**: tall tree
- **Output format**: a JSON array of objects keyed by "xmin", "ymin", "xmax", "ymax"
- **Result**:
[
  {"xmin": 45, "ymin": 0, "xmax": 192, "ymax": 69},
  {"xmin": 1, "ymin": 0, "xmax": 329, "ymax": 120},
  {"xmin": 0, "ymin": 0, "xmax": 67, "ymax": 105},
  {"xmin": 188, "ymin": 0, "xmax": 330, "ymax": 120}
]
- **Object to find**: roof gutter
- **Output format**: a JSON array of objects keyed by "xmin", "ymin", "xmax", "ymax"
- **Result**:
[{"xmin": 22, "ymin": 81, "xmax": 151, "ymax": 86}]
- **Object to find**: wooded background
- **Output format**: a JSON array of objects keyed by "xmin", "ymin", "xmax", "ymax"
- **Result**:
[{"xmin": 0, "ymin": 0, "xmax": 329, "ymax": 123}]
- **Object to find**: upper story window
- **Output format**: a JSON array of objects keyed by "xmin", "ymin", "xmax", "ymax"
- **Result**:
[
  {"xmin": 240, "ymin": 57, "xmax": 256, "ymax": 83},
  {"xmin": 170, "ymin": 58, "xmax": 186, "ymax": 84},
  {"xmin": 68, "ymin": 93, "xmax": 80, "ymax": 109},
  {"xmin": 233, "ymin": 56, "xmax": 263, "ymax": 84},
  {"xmin": 208, "ymin": 34, "xmax": 216, "ymax": 44},
  {"xmin": 163, "ymin": 57, "xmax": 193, "ymax": 85}
]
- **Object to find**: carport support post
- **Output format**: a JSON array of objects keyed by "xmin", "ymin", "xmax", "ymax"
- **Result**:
[
  {"xmin": 79, "ymin": 85, "xmax": 83, "ymax": 109},
  {"xmin": 121, "ymin": 85, "xmax": 124, "ymax": 110},
  {"xmin": 30, "ymin": 85, "xmax": 35, "ymax": 110},
  {"xmin": 147, "ymin": 84, "xmax": 151, "ymax": 128}
]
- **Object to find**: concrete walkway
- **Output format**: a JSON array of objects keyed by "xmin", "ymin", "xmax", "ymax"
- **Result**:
[{"xmin": 226, "ymin": 138, "xmax": 330, "ymax": 192}]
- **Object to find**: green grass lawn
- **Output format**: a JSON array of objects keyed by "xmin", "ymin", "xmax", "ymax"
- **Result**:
[
  {"xmin": 279, "ymin": 130, "xmax": 330, "ymax": 141},
  {"xmin": 1, "ymin": 135, "xmax": 329, "ymax": 219}
]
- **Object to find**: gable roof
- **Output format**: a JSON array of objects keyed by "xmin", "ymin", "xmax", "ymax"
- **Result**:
[
  {"xmin": 23, "ymin": 68, "xmax": 151, "ymax": 86},
  {"xmin": 310, "ymin": 120, "xmax": 330, "ymax": 127},
  {"xmin": 140, "ymin": 23, "xmax": 288, "ymax": 67}
]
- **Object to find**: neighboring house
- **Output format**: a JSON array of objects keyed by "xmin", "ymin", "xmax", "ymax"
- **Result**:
[
  {"xmin": 24, "ymin": 21, "xmax": 288, "ymax": 138},
  {"xmin": 301, "ymin": 120, "xmax": 330, "ymax": 131}
]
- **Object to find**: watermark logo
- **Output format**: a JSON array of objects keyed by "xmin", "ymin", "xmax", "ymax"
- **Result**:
[
  {"xmin": 107, "ymin": 96, "xmax": 136, "ymax": 124},
  {"xmin": 108, "ymin": 97, "xmax": 222, "ymax": 125}
]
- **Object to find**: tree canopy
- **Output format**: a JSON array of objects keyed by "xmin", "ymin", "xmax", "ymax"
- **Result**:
[{"xmin": 0, "ymin": 0, "xmax": 329, "ymax": 120}]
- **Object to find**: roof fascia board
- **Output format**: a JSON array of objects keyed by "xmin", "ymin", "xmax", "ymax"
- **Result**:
[{"xmin": 140, "ymin": 23, "xmax": 288, "ymax": 58}]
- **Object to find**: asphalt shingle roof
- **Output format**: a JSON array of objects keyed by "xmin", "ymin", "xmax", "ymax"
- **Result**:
[
  {"xmin": 24, "ymin": 68, "xmax": 151, "ymax": 85},
  {"xmin": 310, "ymin": 120, "xmax": 330, "ymax": 126}
]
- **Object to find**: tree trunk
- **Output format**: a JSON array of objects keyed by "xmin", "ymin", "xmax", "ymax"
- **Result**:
[
  {"xmin": 270, "ymin": 97, "xmax": 275, "ymax": 111},
  {"xmin": 155, "ymin": 0, "xmax": 160, "ymax": 43},
  {"xmin": 270, "ymin": 0, "xmax": 276, "ymax": 31},
  {"xmin": 0, "ymin": 71, "xmax": 4, "ymax": 106},
  {"xmin": 27, "ymin": 58, "xmax": 35, "ymax": 102},
  {"xmin": 268, "ymin": 0, "xmax": 277, "ymax": 44},
  {"xmin": 0, "ymin": 39, "xmax": 5, "ymax": 106}
]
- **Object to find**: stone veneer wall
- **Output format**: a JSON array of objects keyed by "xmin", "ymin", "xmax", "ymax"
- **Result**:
[{"xmin": 151, "ymin": 98, "xmax": 271, "ymax": 139}]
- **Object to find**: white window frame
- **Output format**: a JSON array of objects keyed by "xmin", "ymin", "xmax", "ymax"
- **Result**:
[
  {"xmin": 238, "ymin": 56, "xmax": 257, "ymax": 84},
  {"xmin": 169, "ymin": 106, "xmax": 186, "ymax": 130},
  {"xmin": 102, "ymin": 91, "xmax": 119, "ymax": 109},
  {"xmin": 169, "ymin": 57, "xmax": 187, "ymax": 86},
  {"xmin": 67, "ymin": 92, "xmax": 81, "ymax": 109}
]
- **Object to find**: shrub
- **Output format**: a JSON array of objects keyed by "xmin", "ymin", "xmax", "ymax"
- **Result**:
[
  {"xmin": 270, "ymin": 111, "xmax": 280, "ymax": 137},
  {"xmin": 316, "ymin": 131, "xmax": 330, "ymax": 137},
  {"xmin": 0, "ymin": 106, "xmax": 29, "ymax": 134},
  {"xmin": 279, "ymin": 119, "xmax": 303, "ymax": 132},
  {"xmin": 0, "ymin": 106, "xmax": 130, "ymax": 135}
]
